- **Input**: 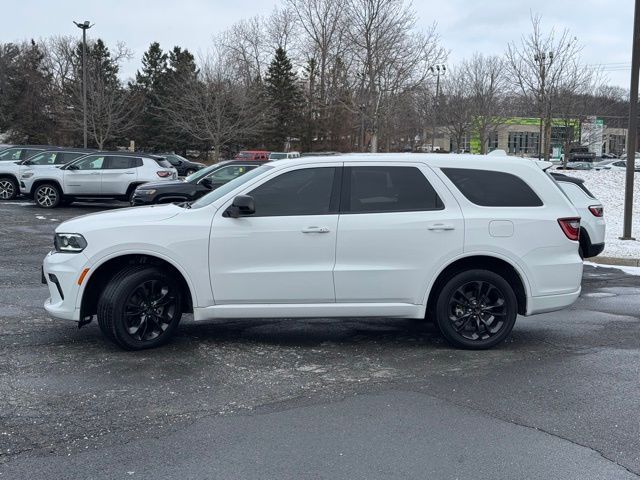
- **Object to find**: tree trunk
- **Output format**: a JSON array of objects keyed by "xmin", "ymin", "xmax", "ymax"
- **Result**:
[{"xmin": 370, "ymin": 132, "xmax": 378, "ymax": 153}]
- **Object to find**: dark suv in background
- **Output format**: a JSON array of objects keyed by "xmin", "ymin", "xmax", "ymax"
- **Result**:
[
  {"xmin": 131, "ymin": 159, "xmax": 268, "ymax": 206},
  {"xmin": 162, "ymin": 154, "xmax": 205, "ymax": 176}
]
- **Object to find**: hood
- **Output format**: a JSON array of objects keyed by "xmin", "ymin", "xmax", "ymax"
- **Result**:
[
  {"xmin": 57, "ymin": 204, "xmax": 183, "ymax": 233},
  {"xmin": 137, "ymin": 179, "xmax": 185, "ymax": 189}
]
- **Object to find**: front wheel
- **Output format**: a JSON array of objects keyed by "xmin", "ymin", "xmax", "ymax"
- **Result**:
[
  {"xmin": 97, "ymin": 265, "xmax": 183, "ymax": 350},
  {"xmin": 0, "ymin": 177, "xmax": 18, "ymax": 200},
  {"xmin": 34, "ymin": 183, "xmax": 62, "ymax": 208},
  {"xmin": 434, "ymin": 270, "xmax": 518, "ymax": 350}
]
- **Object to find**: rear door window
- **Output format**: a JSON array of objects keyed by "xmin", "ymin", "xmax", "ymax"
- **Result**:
[
  {"xmin": 442, "ymin": 168, "xmax": 543, "ymax": 207},
  {"xmin": 105, "ymin": 156, "xmax": 139, "ymax": 169},
  {"xmin": 344, "ymin": 166, "xmax": 443, "ymax": 213}
]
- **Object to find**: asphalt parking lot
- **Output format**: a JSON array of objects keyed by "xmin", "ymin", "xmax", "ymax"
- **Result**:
[{"xmin": 0, "ymin": 200, "xmax": 639, "ymax": 479}]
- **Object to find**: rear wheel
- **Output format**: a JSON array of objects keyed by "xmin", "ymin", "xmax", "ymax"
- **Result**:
[
  {"xmin": 434, "ymin": 269, "xmax": 518, "ymax": 350},
  {"xmin": 34, "ymin": 183, "xmax": 62, "ymax": 208},
  {"xmin": 97, "ymin": 265, "xmax": 183, "ymax": 350},
  {"xmin": 0, "ymin": 177, "xmax": 18, "ymax": 200}
]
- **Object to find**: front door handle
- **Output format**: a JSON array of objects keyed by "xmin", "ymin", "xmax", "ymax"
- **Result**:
[
  {"xmin": 301, "ymin": 226, "xmax": 330, "ymax": 233},
  {"xmin": 427, "ymin": 223, "xmax": 455, "ymax": 231}
]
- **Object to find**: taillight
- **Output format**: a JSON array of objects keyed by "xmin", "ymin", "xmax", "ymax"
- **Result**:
[
  {"xmin": 156, "ymin": 171, "xmax": 171, "ymax": 178},
  {"xmin": 588, "ymin": 205, "xmax": 604, "ymax": 217},
  {"xmin": 558, "ymin": 217, "xmax": 581, "ymax": 241}
]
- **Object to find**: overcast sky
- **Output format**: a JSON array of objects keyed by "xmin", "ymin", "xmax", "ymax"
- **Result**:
[{"xmin": 3, "ymin": 0, "xmax": 635, "ymax": 88}]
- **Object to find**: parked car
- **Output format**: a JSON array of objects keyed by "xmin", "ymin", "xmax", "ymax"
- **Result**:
[
  {"xmin": 557, "ymin": 161, "xmax": 594, "ymax": 171},
  {"xmin": 594, "ymin": 159, "xmax": 640, "ymax": 172},
  {"xmin": 550, "ymin": 172, "xmax": 605, "ymax": 258},
  {"xmin": 0, "ymin": 144, "xmax": 14, "ymax": 152},
  {"xmin": 0, "ymin": 145, "xmax": 52, "ymax": 162},
  {"xmin": 0, "ymin": 148, "xmax": 96, "ymax": 200},
  {"xmin": 269, "ymin": 151, "xmax": 301, "ymax": 160},
  {"xmin": 561, "ymin": 145, "xmax": 596, "ymax": 164},
  {"xmin": 42, "ymin": 153, "xmax": 583, "ymax": 351},
  {"xmin": 161, "ymin": 154, "xmax": 206, "ymax": 177},
  {"xmin": 234, "ymin": 150, "xmax": 270, "ymax": 161},
  {"xmin": 22, "ymin": 152, "xmax": 177, "ymax": 208},
  {"xmin": 131, "ymin": 160, "xmax": 268, "ymax": 206}
]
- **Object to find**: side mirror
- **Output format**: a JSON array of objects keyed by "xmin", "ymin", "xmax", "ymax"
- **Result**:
[
  {"xmin": 200, "ymin": 177, "xmax": 214, "ymax": 189},
  {"xmin": 224, "ymin": 195, "xmax": 255, "ymax": 218}
]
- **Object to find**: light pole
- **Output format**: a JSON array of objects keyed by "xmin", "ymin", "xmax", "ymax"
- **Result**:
[
  {"xmin": 73, "ymin": 20, "xmax": 93, "ymax": 149},
  {"xmin": 622, "ymin": 0, "xmax": 640, "ymax": 240},
  {"xmin": 534, "ymin": 52, "xmax": 553, "ymax": 160},
  {"xmin": 430, "ymin": 64, "xmax": 446, "ymax": 152}
]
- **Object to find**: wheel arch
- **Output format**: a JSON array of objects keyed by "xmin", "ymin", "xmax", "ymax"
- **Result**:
[
  {"xmin": 31, "ymin": 178, "xmax": 63, "ymax": 196},
  {"xmin": 0, "ymin": 173, "xmax": 19, "ymax": 183},
  {"xmin": 79, "ymin": 253, "xmax": 195, "ymax": 320},
  {"xmin": 425, "ymin": 255, "xmax": 529, "ymax": 318}
]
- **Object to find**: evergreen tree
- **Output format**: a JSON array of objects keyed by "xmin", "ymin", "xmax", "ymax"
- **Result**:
[
  {"xmin": 8, "ymin": 40, "xmax": 54, "ymax": 143},
  {"xmin": 132, "ymin": 42, "xmax": 169, "ymax": 150},
  {"xmin": 264, "ymin": 48, "xmax": 303, "ymax": 151}
]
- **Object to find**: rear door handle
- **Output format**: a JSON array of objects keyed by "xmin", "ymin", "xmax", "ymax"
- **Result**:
[
  {"xmin": 427, "ymin": 223, "xmax": 455, "ymax": 231},
  {"xmin": 301, "ymin": 226, "xmax": 330, "ymax": 233}
]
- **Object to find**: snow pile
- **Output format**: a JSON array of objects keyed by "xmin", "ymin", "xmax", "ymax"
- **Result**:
[{"xmin": 557, "ymin": 169, "xmax": 640, "ymax": 259}]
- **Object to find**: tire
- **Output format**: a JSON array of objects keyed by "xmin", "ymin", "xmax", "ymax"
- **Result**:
[
  {"xmin": 434, "ymin": 269, "xmax": 518, "ymax": 350},
  {"xmin": 34, "ymin": 183, "xmax": 62, "ymax": 208},
  {"xmin": 0, "ymin": 177, "xmax": 18, "ymax": 200},
  {"xmin": 97, "ymin": 265, "xmax": 183, "ymax": 350},
  {"xmin": 184, "ymin": 169, "xmax": 196, "ymax": 176}
]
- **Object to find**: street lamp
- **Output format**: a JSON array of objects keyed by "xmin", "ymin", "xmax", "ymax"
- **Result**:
[
  {"xmin": 430, "ymin": 64, "xmax": 446, "ymax": 152},
  {"xmin": 534, "ymin": 52, "xmax": 554, "ymax": 160},
  {"xmin": 73, "ymin": 20, "xmax": 93, "ymax": 149}
]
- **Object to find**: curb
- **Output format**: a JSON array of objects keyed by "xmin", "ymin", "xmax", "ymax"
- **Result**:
[{"xmin": 586, "ymin": 256, "xmax": 640, "ymax": 267}]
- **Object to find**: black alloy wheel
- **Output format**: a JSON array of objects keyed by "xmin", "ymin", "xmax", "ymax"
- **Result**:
[{"xmin": 435, "ymin": 270, "xmax": 517, "ymax": 349}]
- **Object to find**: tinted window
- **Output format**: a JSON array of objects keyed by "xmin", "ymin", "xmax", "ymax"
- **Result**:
[
  {"xmin": 442, "ymin": 168, "xmax": 543, "ymax": 207},
  {"xmin": 167, "ymin": 156, "xmax": 181, "ymax": 166},
  {"xmin": 58, "ymin": 152, "xmax": 85, "ymax": 164},
  {"xmin": 26, "ymin": 152, "xmax": 58, "ymax": 165},
  {"xmin": 73, "ymin": 155, "xmax": 106, "ymax": 170},
  {"xmin": 106, "ymin": 156, "xmax": 139, "ymax": 169},
  {"xmin": 208, "ymin": 165, "xmax": 252, "ymax": 183},
  {"xmin": 345, "ymin": 166, "xmax": 443, "ymax": 213},
  {"xmin": 22, "ymin": 149, "xmax": 43, "ymax": 159},
  {"xmin": 153, "ymin": 158, "xmax": 173, "ymax": 168},
  {"xmin": 248, "ymin": 167, "xmax": 336, "ymax": 217},
  {"xmin": 0, "ymin": 148, "xmax": 22, "ymax": 161}
]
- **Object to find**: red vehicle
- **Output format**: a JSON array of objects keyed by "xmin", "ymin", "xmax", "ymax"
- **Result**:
[{"xmin": 234, "ymin": 150, "xmax": 270, "ymax": 161}]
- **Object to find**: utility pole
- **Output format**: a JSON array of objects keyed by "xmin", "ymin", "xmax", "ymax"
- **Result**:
[
  {"xmin": 622, "ymin": 0, "xmax": 640, "ymax": 240},
  {"xmin": 73, "ymin": 20, "xmax": 93, "ymax": 149},
  {"xmin": 534, "ymin": 52, "xmax": 553, "ymax": 160},
  {"xmin": 430, "ymin": 64, "xmax": 446, "ymax": 152}
]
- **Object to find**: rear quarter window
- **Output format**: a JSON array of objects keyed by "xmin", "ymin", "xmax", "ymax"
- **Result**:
[{"xmin": 442, "ymin": 168, "xmax": 543, "ymax": 207}]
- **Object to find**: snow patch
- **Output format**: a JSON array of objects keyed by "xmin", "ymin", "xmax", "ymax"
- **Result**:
[{"xmin": 585, "ymin": 261, "xmax": 640, "ymax": 276}]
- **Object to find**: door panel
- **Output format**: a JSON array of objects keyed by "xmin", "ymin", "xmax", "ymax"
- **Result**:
[
  {"xmin": 101, "ymin": 156, "xmax": 139, "ymax": 195},
  {"xmin": 63, "ymin": 155, "xmax": 105, "ymax": 195},
  {"xmin": 210, "ymin": 164, "xmax": 341, "ymax": 305},
  {"xmin": 334, "ymin": 163, "xmax": 464, "ymax": 304}
]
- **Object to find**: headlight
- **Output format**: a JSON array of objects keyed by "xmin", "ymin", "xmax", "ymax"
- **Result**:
[
  {"xmin": 139, "ymin": 189, "xmax": 156, "ymax": 195},
  {"xmin": 21, "ymin": 172, "xmax": 34, "ymax": 179},
  {"xmin": 54, "ymin": 233, "xmax": 87, "ymax": 253}
]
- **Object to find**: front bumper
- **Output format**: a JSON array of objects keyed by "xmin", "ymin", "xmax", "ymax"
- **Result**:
[
  {"xmin": 130, "ymin": 193, "xmax": 154, "ymax": 206},
  {"xmin": 42, "ymin": 251, "xmax": 89, "ymax": 322}
]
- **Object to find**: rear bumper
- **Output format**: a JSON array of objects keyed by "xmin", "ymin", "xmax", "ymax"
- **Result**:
[{"xmin": 526, "ymin": 287, "xmax": 581, "ymax": 315}]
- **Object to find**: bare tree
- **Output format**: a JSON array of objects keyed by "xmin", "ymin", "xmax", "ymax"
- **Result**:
[
  {"xmin": 221, "ymin": 16, "xmax": 269, "ymax": 86},
  {"xmin": 345, "ymin": 0, "xmax": 446, "ymax": 152},
  {"xmin": 266, "ymin": 7, "xmax": 298, "ymax": 54},
  {"xmin": 160, "ymin": 49, "xmax": 268, "ymax": 161},
  {"xmin": 440, "ymin": 66, "xmax": 473, "ymax": 153},
  {"xmin": 465, "ymin": 53, "xmax": 508, "ymax": 154},
  {"xmin": 506, "ymin": 14, "xmax": 592, "ymax": 160}
]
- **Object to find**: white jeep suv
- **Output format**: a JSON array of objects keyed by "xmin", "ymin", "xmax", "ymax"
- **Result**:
[
  {"xmin": 42, "ymin": 154, "xmax": 583, "ymax": 350},
  {"xmin": 0, "ymin": 148, "xmax": 95, "ymax": 200},
  {"xmin": 22, "ymin": 153, "xmax": 177, "ymax": 208}
]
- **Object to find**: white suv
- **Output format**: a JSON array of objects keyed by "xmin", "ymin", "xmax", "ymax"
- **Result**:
[
  {"xmin": 0, "ymin": 149, "xmax": 95, "ymax": 200},
  {"xmin": 42, "ymin": 154, "xmax": 583, "ymax": 350},
  {"xmin": 22, "ymin": 153, "xmax": 177, "ymax": 208}
]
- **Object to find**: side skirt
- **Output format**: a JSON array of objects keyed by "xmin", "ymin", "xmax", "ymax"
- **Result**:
[{"xmin": 193, "ymin": 303, "xmax": 424, "ymax": 321}]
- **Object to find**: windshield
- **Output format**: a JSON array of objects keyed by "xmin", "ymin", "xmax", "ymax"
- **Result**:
[
  {"xmin": 185, "ymin": 162, "xmax": 226, "ymax": 182},
  {"xmin": 190, "ymin": 164, "xmax": 273, "ymax": 209},
  {"xmin": 270, "ymin": 153, "xmax": 287, "ymax": 159}
]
